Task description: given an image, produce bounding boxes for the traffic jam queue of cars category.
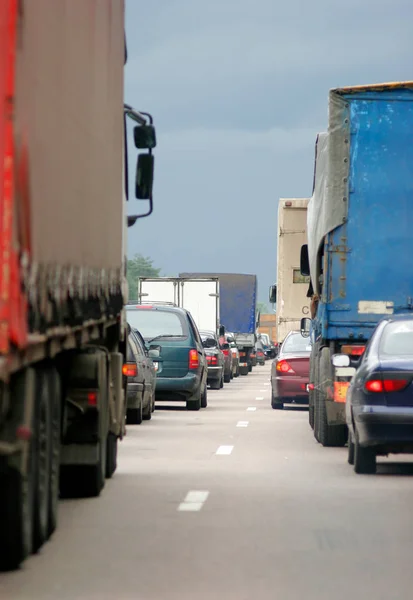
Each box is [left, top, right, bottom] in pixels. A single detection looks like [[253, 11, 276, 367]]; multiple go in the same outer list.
[[123, 303, 257, 418]]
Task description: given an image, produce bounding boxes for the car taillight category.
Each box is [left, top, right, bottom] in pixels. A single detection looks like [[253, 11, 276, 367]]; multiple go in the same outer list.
[[342, 345, 365, 356], [276, 360, 295, 374], [222, 349, 229, 356], [189, 349, 199, 369], [365, 379, 409, 393], [239, 351, 246, 357], [87, 391, 98, 406], [207, 355, 218, 365], [122, 363, 137, 377]]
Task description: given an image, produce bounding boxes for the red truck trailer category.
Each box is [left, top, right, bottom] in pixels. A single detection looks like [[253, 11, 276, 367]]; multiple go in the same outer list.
[[0, 0, 155, 570]]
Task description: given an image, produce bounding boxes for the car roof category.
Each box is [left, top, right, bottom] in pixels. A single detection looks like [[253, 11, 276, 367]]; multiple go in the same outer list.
[[381, 314, 413, 323], [125, 303, 189, 316]]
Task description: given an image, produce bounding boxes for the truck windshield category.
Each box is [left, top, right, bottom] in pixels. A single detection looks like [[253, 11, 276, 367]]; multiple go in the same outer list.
[[126, 309, 187, 341], [282, 333, 312, 353]]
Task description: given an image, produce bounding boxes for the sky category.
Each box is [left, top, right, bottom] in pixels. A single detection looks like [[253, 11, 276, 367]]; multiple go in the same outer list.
[[124, 0, 413, 306]]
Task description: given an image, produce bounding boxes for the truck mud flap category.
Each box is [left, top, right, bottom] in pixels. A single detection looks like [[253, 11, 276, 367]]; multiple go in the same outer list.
[[325, 400, 346, 426]]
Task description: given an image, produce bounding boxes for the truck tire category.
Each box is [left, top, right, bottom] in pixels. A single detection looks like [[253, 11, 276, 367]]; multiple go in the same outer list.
[[201, 384, 208, 408], [0, 369, 35, 571], [308, 351, 316, 430], [313, 347, 321, 442], [46, 368, 62, 538], [318, 347, 347, 447], [354, 434, 376, 474], [32, 369, 52, 553], [106, 432, 118, 478]]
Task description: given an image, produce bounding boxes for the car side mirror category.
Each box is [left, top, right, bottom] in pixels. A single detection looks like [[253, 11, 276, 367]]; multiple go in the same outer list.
[[300, 317, 311, 338], [134, 124, 157, 149], [219, 325, 225, 337], [220, 343, 230, 350], [148, 348, 160, 359], [331, 354, 350, 368], [126, 322, 131, 335], [135, 153, 154, 200], [300, 245, 310, 277], [269, 284, 277, 304]]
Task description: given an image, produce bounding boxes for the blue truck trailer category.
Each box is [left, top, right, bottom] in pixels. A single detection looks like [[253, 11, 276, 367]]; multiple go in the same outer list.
[[300, 81, 413, 447], [180, 273, 258, 375]]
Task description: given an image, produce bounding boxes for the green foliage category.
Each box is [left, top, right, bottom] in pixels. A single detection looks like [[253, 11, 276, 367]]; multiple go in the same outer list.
[[127, 254, 161, 301], [257, 301, 269, 314]]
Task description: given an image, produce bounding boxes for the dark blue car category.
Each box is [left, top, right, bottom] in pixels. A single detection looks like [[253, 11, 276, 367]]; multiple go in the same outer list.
[[341, 315, 413, 474]]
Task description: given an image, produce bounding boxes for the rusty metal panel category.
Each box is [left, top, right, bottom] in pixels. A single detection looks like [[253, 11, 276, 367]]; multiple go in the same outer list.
[[14, 0, 124, 269]]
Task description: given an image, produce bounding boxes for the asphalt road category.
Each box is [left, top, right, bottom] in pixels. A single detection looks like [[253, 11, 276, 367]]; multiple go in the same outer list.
[[2, 363, 413, 600]]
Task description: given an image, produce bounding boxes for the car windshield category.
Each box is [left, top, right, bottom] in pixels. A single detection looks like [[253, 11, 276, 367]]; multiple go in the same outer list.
[[379, 321, 413, 356], [126, 309, 186, 341], [282, 333, 312, 353]]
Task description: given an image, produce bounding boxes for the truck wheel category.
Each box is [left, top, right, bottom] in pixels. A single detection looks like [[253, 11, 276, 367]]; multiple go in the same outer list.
[[0, 369, 36, 571], [106, 432, 118, 478], [187, 389, 201, 411], [313, 349, 321, 442], [318, 347, 348, 447], [308, 353, 315, 430], [354, 435, 376, 474], [348, 431, 355, 465], [47, 368, 62, 537], [201, 384, 208, 408], [33, 369, 52, 553]]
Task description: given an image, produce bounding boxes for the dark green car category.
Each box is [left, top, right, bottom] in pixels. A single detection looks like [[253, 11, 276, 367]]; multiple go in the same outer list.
[[125, 304, 208, 411]]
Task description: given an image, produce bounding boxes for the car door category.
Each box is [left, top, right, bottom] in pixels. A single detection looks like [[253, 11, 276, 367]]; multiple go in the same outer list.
[[135, 328, 156, 395], [130, 329, 150, 401]]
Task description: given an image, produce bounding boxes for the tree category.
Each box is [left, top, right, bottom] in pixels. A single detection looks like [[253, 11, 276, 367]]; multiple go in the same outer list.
[[257, 302, 269, 314], [127, 254, 161, 301]]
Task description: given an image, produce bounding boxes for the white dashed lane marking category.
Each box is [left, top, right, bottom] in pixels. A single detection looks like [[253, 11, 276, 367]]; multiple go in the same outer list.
[[255, 397, 264, 401], [178, 490, 210, 512], [216, 445, 234, 455], [236, 421, 249, 428], [247, 407, 257, 412]]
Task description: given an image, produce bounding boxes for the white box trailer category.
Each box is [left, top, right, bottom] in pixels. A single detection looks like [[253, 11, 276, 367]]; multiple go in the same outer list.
[[276, 198, 310, 343], [138, 277, 220, 334]]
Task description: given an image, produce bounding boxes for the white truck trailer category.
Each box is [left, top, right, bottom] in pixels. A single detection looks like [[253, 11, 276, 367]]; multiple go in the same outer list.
[[137, 277, 220, 335]]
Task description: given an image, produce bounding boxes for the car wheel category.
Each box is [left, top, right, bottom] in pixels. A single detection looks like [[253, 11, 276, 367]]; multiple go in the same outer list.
[[210, 379, 220, 390], [127, 400, 143, 425], [151, 392, 155, 412], [248, 363, 252, 372], [271, 389, 284, 410], [354, 435, 376, 474], [348, 431, 355, 465], [187, 389, 201, 411], [224, 372, 231, 383], [220, 374, 224, 388], [234, 367, 240, 378], [201, 385, 208, 408]]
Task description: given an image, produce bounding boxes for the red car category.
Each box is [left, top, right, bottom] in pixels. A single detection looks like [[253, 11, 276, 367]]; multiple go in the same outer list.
[[270, 331, 312, 409]]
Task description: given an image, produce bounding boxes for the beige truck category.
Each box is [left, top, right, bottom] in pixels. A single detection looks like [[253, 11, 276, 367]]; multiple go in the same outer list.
[[269, 198, 310, 343]]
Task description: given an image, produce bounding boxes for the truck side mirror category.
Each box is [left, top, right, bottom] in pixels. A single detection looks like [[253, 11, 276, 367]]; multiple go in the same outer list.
[[219, 325, 225, 336], [269, 285, 277, 303], [135, 154, 154, 200], [134, 124, 157, 150], [300, 317, 311, 338], [300, 245, 310, 277]]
